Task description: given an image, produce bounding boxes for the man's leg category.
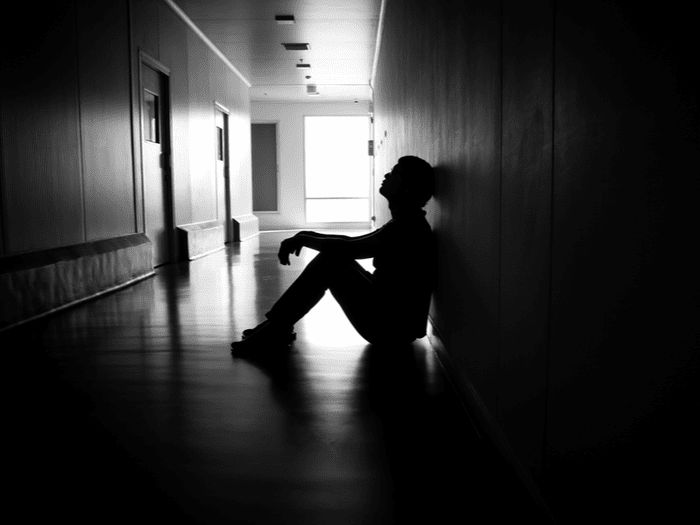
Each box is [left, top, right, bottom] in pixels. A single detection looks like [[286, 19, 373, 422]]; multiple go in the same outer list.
[[266, 252, 373, 327], [232, 252, 376, 353], [268, 252, 403, 345]]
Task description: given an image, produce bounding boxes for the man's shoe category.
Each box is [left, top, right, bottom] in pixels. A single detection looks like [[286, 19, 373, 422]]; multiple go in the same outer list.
[[242, 321, 296, 343], [231, 320, 295, 356]]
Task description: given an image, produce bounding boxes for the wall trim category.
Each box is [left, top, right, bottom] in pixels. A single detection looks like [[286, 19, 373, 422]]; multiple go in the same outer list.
[[426, 318, 554, 521], [0, 271, 154, 333], [161, 0, 251, 87], [0, 233, 154, 332]]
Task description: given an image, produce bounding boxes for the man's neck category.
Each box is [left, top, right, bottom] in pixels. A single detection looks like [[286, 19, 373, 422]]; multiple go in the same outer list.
[[389, 203, 424, 220]]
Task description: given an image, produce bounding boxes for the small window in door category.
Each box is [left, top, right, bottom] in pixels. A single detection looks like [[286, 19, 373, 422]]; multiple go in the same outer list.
[[216, 126, 224, 160], [144, 90, 159, 143]]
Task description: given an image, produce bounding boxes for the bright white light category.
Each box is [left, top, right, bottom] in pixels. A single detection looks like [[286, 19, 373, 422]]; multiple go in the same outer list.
[[306, 198, 369, 223], [304, 116, 370, 223]]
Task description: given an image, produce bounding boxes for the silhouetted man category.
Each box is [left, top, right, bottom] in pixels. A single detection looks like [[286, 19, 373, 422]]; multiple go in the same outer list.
[[231, 155, 435, 355]]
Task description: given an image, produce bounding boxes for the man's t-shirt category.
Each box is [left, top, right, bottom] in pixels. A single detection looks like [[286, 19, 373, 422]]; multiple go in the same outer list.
[[371, 210, 435, 339]]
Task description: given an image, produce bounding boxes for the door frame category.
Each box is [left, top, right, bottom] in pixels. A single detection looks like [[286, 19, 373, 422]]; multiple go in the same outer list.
[[214, 101, 233, 243], [137, 49, 175, 264]]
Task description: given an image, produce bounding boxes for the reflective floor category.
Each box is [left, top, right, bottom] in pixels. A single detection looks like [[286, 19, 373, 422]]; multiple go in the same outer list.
[[2, 232, 547, 524]]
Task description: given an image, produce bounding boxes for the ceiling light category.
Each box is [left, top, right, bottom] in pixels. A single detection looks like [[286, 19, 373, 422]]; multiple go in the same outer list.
[[275, 15, 295, 24], [296, 63, 311, 68], [282, 43, 310, 51]]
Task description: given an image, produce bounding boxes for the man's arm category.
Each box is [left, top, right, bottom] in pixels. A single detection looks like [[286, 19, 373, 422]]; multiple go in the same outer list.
[[278, 229, 385, 265]]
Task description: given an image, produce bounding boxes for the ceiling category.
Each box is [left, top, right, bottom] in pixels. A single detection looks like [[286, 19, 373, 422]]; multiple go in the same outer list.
[[174, 0, 382, 102]]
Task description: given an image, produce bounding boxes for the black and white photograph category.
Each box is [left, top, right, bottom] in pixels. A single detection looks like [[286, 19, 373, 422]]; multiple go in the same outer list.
[[1, 1, 697, 523]]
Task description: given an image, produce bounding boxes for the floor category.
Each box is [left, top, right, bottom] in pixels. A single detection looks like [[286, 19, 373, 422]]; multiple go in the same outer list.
[[3, 231, 549, 524]]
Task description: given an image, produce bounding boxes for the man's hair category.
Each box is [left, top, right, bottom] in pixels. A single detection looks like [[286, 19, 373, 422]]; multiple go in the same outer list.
[[396, 155, 435, 207]]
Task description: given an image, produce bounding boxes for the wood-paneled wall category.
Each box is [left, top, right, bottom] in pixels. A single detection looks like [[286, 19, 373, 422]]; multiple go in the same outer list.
[[0, 0, 252, 259], [78, 0, 135, 241], [373, 0, 698, 521], [1, 3, 85, 254]]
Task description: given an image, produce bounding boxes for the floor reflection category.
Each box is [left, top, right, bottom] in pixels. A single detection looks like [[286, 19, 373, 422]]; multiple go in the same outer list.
[[1, 231, 547, 524]]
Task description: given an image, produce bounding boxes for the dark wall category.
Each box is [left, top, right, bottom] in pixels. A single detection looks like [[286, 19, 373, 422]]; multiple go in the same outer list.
[[0, 0, 252, 258], [547, 2, 698, 520], [1, 3, 87, 254], [373, 0, 698, 521]]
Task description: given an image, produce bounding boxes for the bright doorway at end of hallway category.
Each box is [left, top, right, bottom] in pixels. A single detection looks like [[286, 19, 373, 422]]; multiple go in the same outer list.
[[304, 116, 370, 224]]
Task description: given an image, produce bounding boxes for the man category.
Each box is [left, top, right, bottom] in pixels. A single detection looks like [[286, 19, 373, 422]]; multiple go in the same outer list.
[[231, 155, 436, 355]]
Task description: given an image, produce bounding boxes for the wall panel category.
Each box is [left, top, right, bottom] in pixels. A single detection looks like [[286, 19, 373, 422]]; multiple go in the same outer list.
[[187, 34, 217, 224], [498, 0, 553, 479], [546, 1, 699, 520], [0, 4, 84, 254], [77, 0, 135, 241], [227, 97, 254, 221]]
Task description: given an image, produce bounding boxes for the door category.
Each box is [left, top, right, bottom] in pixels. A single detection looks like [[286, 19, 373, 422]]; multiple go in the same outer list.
[[141, 62, 172, 266], [251, 123, 278, 212], [215, 106, 232, 242]]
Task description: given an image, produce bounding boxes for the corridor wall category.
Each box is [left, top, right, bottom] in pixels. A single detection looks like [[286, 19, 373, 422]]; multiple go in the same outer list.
[[0, 0, 255, 328], [372, 0, 698, 521]]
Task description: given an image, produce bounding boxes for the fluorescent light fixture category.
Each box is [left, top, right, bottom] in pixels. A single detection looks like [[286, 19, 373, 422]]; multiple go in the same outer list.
[[282, 42, 310, 51], [275, 14, 295, 24]]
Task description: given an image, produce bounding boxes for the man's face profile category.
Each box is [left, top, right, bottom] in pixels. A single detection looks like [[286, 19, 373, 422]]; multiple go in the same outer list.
[[379, 165, 403, 200]]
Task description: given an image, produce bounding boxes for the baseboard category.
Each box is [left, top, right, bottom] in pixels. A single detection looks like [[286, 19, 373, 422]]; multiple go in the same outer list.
[[426, 319, 554, 521], [189, 245, 225, 260], [0, 271, 155, 333], [0, 233, 153, 331]]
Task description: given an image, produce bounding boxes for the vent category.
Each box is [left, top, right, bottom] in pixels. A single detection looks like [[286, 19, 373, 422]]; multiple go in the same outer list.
[[282, 42, 310, 51], [275, 14, 295, 24], [306, 84, 318, 95], [296, 63, 311, 68]]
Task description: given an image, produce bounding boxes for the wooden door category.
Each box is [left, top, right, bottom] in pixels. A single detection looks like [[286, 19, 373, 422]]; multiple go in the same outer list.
[[141, 63, 172, 266]]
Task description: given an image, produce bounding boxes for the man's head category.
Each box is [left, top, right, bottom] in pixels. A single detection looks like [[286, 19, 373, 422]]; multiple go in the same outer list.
[[379, 156, 435, 208]]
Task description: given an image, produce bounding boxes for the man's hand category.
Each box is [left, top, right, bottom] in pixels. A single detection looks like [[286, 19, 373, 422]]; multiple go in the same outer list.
[[278, 235, 303, 265]]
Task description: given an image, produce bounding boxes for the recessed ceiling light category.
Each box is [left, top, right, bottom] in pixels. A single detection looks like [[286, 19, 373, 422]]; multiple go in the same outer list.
[[275, 15, 295, 24], [282, 43, 309, 51], [296, 63, 311, 68]]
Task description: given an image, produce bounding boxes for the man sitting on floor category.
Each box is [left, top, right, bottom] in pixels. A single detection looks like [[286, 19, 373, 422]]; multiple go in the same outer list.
[[231, 155, 436, 354]]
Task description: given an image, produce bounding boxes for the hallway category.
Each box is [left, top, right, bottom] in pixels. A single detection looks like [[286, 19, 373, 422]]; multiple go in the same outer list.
[[3, 232, 547, 524]]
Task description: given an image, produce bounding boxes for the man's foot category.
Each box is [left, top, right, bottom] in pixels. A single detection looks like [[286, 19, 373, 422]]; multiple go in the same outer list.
[[231, 320, 295, 356], [242, 321, 296, 343]]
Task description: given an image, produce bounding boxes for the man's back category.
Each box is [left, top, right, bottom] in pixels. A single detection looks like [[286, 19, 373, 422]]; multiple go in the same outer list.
[[372, 211, 435, 338]]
